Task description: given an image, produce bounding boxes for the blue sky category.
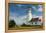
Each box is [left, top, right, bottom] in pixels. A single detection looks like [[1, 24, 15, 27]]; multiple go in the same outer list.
[[9, 4, 42, 16], [9, 3, 43, 25]]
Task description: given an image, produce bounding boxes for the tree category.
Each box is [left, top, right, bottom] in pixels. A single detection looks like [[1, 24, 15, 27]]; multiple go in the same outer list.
[[8, 20, 16, 28], [21, 23, 26, 26]]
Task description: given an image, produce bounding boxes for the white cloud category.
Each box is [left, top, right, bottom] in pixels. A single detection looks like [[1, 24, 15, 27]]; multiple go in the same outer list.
[[15, 15, 27, 25], [9, 13, 28, 25], [32, 6, 36, 10], [32, 14, 42, 18], [32, 15, 39, 18], [38, 5, 43, 12], [32, 5, 43, 12]]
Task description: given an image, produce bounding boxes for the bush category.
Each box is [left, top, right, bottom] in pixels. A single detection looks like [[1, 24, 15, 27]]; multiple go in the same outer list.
[[21, 23, 31, 27], [21, 23, 26, 26], [8, 20, 16, 28]]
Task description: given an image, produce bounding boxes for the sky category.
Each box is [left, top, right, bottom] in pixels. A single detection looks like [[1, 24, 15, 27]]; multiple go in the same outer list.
[[9, 3, 43, 25]]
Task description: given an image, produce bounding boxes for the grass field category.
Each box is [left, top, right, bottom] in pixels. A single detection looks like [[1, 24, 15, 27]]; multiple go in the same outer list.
[[8, 25, 44, 30]]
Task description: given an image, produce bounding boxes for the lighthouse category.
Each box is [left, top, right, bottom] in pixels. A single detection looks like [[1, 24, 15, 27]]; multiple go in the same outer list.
[[27, 8, 32, 21]]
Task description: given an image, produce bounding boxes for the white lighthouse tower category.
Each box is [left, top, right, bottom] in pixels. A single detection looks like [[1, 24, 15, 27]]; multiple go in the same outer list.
[[27, 8, 32, 21]]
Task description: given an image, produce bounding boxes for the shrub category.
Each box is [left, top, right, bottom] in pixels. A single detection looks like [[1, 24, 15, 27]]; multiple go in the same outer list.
[[8, 20, 16, 28]]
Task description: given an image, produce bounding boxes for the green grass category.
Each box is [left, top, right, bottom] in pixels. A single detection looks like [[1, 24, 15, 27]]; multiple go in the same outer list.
[[8, 25, 43, 30]]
